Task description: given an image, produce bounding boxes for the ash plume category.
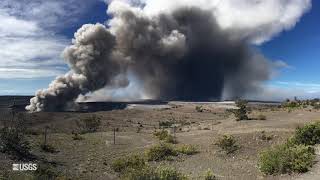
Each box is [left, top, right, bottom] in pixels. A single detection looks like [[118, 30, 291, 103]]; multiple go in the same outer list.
[[28, 1, 275, 111], [26, 24, 127, 111]]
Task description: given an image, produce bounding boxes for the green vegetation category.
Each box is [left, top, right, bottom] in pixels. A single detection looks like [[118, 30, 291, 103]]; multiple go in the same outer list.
[[175, 144, 198, 155], [0, 113, 34, 160], [76, 115, 101, 134], [144, 143, 198, 161], [216, 135, 239, 154], [260, 131, 273, 141], [164, 134, 177, 144], [313, 103, 320, 110], [203, 169, 217, 180], [111, 154, 188, 179], [259, 143, 315, 174], [33, 164, 60, 180], [111, 154, 146, 173], [257, 114, 267, 120], [25, 129, 41, 136], [282, 100, 300, 109], [121, 166, 155, 180], [122, 165, 188, 180], [233, 100, 248, 121], [145, 144, 178, 161], [281, 98, 320, 110], [153, 130, 177, 144], [293, 122, 320, 145], [72, 132, 84, 140], [0, 127, 32, 160], [159, 121, 174, 128], [258, 122, 320, 175], [40, 144, 57, 153], [196, 106, 204, 112], [155, 166, 188, 180]]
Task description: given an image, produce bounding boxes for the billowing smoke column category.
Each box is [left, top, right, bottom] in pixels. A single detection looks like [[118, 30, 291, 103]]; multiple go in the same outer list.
[[26, 0, 309, 112], [27, 24, 128, 111]]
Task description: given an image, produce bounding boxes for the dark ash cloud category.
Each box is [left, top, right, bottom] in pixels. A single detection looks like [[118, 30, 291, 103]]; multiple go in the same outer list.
[[27, 3, 271, 112]]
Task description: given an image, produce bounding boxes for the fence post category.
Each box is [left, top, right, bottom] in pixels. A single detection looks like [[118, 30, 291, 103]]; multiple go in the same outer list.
[[44, 126, 49, 145], [212, 119, 214, 131], [113, 128, 116, 145]]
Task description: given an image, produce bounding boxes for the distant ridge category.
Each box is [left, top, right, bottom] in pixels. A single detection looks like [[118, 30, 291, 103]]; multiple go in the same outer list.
[[0, 96, 32, 107], [0, 95, 282, 112]]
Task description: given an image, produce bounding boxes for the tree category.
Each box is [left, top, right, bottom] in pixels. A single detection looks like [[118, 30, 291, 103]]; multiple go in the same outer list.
[[234, 99, 248, 121]]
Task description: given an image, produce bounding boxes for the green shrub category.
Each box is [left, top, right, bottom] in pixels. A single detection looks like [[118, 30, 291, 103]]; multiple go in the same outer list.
[[0, 112, 34, 160], [196, 106, 204, 112], [203, 169, 217, 180], [282, 101, 300, 108], [153, 130, 177, 144], [164, 135, 178, 144], [33, 164, 60, 180], [76, 115, 101, 134], [260, 131, 273, 141], [258, 122, 320, 175], [233, 100, 248, 121], [259, 143, 315, 174], [111, 154, 146, 173], [153, 130, 170, 141], [155, 166, 188, 180], [0, 127, 33, 160], [175, 144, 198, 155], [259, 144, 286, 175], [111, 151, 189, 179], [159, 121, 174, 128], [122, 166, 187, 180], [72, 132, 84, 141], [293, 122, 320, 145], [216, 135, 239, 154], [145, 144, 178, 161], [122, 166, 156, 180], [25, 129, 41, 136], [313, 104, 320, 110], [257, 114, 267, 120], [40, 144, 57, 153]]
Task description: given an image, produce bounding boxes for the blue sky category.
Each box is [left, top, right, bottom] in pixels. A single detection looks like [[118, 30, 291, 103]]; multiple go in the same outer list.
[[0, 0, 108, 95], [258, 0, 320, 98], [261, 0, 320, 84], [0, 0, 319, 100]]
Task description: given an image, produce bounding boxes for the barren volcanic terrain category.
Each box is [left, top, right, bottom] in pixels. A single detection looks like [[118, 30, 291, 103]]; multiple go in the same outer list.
[[1, 100, 320, 179]]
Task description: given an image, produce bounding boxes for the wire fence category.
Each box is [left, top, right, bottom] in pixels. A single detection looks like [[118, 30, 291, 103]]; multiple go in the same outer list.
[[0, 108, 32, 129], [0, 108, 13, 127]]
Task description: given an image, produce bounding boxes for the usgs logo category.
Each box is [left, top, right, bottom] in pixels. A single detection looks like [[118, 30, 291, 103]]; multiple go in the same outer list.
[[12, 163, 37, 171]]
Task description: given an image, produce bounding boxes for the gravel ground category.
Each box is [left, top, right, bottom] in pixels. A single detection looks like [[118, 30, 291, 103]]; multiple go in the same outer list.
[[1, 102, 320, 179]]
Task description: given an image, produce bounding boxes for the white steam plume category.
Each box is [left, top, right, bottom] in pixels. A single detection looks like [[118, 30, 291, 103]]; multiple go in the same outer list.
[[26, 24, 127, 112], [114, 0, 311, 44]]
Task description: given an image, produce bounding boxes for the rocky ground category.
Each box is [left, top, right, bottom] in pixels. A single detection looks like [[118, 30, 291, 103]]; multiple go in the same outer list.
[[1, 102, 320, 179]]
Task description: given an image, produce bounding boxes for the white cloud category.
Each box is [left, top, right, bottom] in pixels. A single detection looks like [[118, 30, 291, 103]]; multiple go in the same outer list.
[[276, 81, 320, 89], [0, 0, 100, 29], [248, 82, 320, 101], [112, 0, 311, 44], [0, 0, 102, 79], [0, 68, 65, 79], [0, 11, 40, 37], [0, 12, 67, 78], [213, 0, 312, 44], [0, 37, 67, 67], [272, 60, 294, 70]]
